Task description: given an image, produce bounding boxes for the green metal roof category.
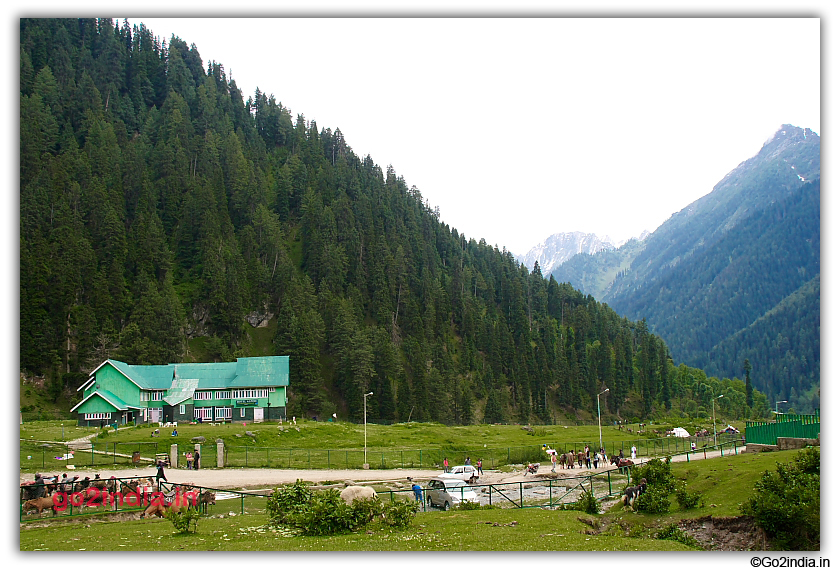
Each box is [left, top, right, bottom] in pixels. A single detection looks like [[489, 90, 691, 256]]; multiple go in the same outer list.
[[98, 356, 289, 391], [71, 388, 135, 412]]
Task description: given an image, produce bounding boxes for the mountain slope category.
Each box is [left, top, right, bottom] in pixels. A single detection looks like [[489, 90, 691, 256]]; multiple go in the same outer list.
[[22, 18, 718, 425], [551, 126, 820, 407]]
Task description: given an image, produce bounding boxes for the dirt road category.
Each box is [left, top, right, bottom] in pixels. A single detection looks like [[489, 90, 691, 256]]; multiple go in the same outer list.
[[21, 446, 744, 490]]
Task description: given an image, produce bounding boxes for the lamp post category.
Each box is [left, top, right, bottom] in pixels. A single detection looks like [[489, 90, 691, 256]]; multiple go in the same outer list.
[[597, 388, 609, 455], [363, 391, 373, 468], [774, 400, 788, 421], [712, 394, 724, 447]]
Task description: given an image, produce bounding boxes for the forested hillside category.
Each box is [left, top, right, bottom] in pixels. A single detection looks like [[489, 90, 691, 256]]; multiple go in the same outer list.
[[19, 18, 766, 424], [552, 127, 819, 413]]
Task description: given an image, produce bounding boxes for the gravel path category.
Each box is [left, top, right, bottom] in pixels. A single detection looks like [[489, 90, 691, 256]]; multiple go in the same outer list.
[[20, 446, 745, 490]]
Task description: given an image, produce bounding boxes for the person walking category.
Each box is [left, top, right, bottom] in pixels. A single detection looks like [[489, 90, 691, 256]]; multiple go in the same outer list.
[[465, 456, 471, 466], [155, 461, 168, 488], [186, 451, 193, 470], [443, 457, 449, 473], [631, 445, 637, 460], [476, 458, 483, 475], [194, 450, 200, 470], [592, 452, 599, 469], [550, 451, 557, 473]]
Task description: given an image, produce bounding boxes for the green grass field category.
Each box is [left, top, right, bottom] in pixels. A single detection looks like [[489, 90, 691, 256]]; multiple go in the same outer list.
[[19, 446, 812, 551]]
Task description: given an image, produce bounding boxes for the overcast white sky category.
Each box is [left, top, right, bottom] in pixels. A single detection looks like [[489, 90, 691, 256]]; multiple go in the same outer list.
[[130, 17, 819, 255]]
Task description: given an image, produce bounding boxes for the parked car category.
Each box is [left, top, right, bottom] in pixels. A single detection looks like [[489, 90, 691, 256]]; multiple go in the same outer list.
[[425, 477, 478, 510], [439, 464, 480, 483]]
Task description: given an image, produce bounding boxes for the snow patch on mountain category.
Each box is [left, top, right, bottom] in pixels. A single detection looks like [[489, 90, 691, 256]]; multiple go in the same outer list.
[[517, 232, 617, 275]]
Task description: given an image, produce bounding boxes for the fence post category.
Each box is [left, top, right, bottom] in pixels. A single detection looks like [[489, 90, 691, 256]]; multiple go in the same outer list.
[[328, 450, 331, 469], [308, 450, 311, 469], [520, 481, 523, 508], [608, 470, 611, 495], [246, 446, 248, 467], [420, 450, 422, 468]]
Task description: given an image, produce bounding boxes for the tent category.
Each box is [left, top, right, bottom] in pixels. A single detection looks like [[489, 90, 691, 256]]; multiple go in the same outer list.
[[671, 427, 690, 438]]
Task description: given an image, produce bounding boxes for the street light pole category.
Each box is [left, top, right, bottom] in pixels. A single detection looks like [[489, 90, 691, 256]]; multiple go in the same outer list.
[[712, 394, 723, 447], [364, 391, 373, 467], [597, 388, 609, 455]]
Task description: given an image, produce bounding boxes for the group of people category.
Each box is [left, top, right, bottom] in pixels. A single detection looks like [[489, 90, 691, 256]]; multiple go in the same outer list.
[[441, 456, 483, 474], [184, 450, 200, 470], [547, 445, 611, 472]]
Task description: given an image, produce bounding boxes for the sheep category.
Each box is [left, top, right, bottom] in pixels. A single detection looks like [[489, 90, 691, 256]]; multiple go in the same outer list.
[[339, 485, 377, 505]]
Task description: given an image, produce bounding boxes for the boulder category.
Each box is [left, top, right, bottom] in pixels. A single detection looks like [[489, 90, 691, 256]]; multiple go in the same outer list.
[[191, 436, 206, 443]]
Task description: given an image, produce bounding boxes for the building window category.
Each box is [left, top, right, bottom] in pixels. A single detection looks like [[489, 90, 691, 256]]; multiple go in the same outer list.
[[215, 407, 232, 420], [141, 391, 165, 402], [194, 407, 213, 420], [232, 389, 268, 399], [194, 391, 212, 401], [240, 408, 246, 418], [179, 404, 186, 415], [84, 413, 112, 420], [215, 391, 231, 400]]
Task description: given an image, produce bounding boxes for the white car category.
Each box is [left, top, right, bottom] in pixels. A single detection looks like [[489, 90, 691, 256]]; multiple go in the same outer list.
[[439, 464, 480, 483], [425, 477, 478, 510]]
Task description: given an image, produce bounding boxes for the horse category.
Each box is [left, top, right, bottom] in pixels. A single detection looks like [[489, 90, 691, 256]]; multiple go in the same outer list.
[[22, 495, 57, 517], [621, 478, 647, 508], [610, 455, 634, 474], [566, 451, 576, 469], [558, 452, 567, 469]]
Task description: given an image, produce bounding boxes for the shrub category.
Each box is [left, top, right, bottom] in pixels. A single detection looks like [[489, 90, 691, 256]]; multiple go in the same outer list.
[[382, 498, 420, 528], [634, 484, 670, 514], [266, 481, 418, 536], [675, 482, 704, 510], [741, 448, 820, 550], [655, 523, 700, 548], [165, 507, 202, 534], [631, 457, 676, 493], [453, 500, 496, 511], [574, 490, 600, 515]]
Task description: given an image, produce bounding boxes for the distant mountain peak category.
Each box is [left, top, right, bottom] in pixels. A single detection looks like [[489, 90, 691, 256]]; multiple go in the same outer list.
[[518, 231, 617, 274]]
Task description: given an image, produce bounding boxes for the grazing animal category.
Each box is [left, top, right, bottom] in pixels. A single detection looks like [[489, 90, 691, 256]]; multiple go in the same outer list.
[[23, 495, 57, 516], [621, 478, 648, 507], [558, 452, 567, 469], [340, 485, 377, 505], [73, 477, 91, 493]]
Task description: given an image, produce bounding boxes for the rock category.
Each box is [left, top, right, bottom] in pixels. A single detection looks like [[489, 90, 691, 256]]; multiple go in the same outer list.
[[344, 480, 356, 486], [216, 438, 224, 443], [234, 433, 243, 438], [191, 436, 206, 443], [245, 431, 256, 437]]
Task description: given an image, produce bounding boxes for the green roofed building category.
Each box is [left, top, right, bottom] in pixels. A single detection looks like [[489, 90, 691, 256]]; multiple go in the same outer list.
[[71, 356, 289, 426]]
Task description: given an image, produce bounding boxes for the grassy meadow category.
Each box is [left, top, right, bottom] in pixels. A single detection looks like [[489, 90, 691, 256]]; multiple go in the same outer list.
[[20, 418, 743, 473], [19, 446, 809, 551]]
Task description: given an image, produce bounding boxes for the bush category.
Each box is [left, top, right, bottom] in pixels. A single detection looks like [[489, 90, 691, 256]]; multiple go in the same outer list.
[[266, 481, 418, 536], [574, 490, 600, 515], [741, 448, 820, 550], [165, 507, 202, 534], [675, 482, 704, 510], [634, 484, 670, 514], [631, 457, 676, 493], [454, 500, 496, 511], [655, 523, 700, 548], [382, 498, 420, 528]]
